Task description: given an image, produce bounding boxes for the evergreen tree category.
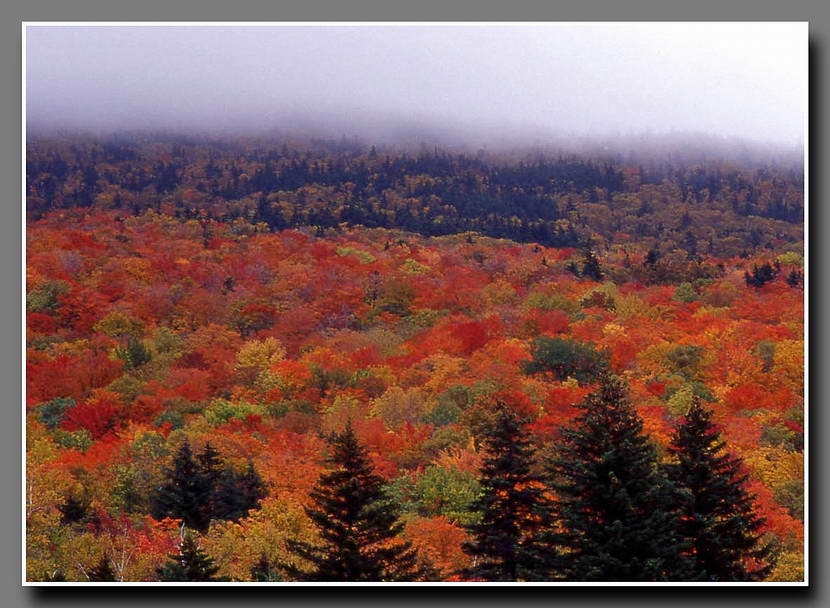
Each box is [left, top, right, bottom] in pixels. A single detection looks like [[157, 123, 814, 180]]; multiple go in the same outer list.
[[88, 556, 116, 581], [523, 336, 609, 384], [197, 442, 223, 492], [117, 336, 151, 369], [644, 246, 661, 266], [153, 442, 267, 529], [285, 424, 420, 581], [212, 460, 267, 521], [786, 268, 803, 288], [667, 397, 777, 581], [565, 260, 581, 278], [156, 532, 225, 582], [58, 491, 90, 526], [744, 262, 778, 288], [580, 246, 603, 281], [151, 441, 214, 532], [462, 407, 554, 581], [547, 374, 692, 581]]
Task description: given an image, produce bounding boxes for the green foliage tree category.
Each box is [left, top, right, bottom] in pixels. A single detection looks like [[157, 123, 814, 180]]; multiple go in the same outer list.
[[152, 441, 267, 531], [667, 397, 777, 581], [774, 481, 804, 521], [666, 344, 705, 381], [673, 282, 698, 303], [26, 280, 68, 313], [522, 337, 609, 384], [212, 460, 267, 522], [197, 442, 223, 489], [754, 341, 776, 373], [385, 465, 481, 526], [744, 263, 778, 288], [547, 374, 692, 581], [285, 424, 421, 581], [34, 397, 74, 430], [156, 532, 226, 582], [462, 407, 554, 581], [580, 246, 604, 281], [116, 336, 152, 369], [151, 441, 215, 532]]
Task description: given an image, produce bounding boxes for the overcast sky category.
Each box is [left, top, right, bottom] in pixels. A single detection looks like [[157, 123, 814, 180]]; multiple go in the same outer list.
[[25, 23, 807, 147]]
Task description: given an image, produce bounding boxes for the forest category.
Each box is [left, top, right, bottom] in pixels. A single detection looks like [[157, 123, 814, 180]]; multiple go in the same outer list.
[[26, 134, 803, 256], [25, 135, 804, 582]]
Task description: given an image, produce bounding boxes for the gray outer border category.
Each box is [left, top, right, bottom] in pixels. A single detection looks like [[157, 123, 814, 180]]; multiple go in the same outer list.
[[3, 0, 825, 606]]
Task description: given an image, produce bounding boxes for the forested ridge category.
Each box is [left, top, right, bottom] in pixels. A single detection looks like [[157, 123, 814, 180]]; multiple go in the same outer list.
[[25, 135, 804, 582], [27, 135, 803, 256]]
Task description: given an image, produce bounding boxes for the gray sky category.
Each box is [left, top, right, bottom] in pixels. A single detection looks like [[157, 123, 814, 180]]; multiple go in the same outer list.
[[25, 23, 807, 146]]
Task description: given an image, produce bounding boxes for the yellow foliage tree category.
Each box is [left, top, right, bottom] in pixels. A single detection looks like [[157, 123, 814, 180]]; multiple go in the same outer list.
[[370, 386, 434, 431]]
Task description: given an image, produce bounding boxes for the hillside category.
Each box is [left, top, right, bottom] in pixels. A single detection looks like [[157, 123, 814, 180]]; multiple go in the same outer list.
[[26, 209, 804, 581], [26, 136, 803, 258]]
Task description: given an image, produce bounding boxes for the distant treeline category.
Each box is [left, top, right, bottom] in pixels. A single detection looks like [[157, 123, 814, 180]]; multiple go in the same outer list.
[[26, 134, 804, 255]]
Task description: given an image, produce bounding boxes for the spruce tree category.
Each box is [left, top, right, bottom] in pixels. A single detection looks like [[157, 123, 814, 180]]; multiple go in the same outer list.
[[285, 424, 420, 581], [153, 441, 267, 530], [547, 374, 691, 581], [151, 441, 214, 532], [462, 407, 554, 581], [156, 532, 225, 582], [667, 397, 777, 581], [212, 460, 267, 521], [197, 442, 223, 489]]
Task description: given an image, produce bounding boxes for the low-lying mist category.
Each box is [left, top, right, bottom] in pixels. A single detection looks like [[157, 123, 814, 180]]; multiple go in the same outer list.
[[26, 113, 803, 170], [26, 23, 806, 167]]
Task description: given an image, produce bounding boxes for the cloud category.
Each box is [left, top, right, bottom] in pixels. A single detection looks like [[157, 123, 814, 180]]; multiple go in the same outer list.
[[25, 23, 807, 147]]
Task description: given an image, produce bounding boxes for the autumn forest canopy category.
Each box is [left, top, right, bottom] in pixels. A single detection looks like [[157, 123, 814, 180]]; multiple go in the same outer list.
[[27, 133, 803, 255], [25, 132, 804, 582]]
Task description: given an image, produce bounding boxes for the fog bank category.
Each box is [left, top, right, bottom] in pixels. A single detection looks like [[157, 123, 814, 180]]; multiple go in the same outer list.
[[26, 24, 807, 150]]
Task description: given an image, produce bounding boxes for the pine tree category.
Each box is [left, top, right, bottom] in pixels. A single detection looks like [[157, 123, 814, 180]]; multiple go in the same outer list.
[[151, 441, 214, 532], [88, 556, 116, 581], [667, 397, 777, 581], [285, 424, 420, 581], [462, 407, 555, 581], [156, 532, 225, 582], [547, 374, 692, 581]]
